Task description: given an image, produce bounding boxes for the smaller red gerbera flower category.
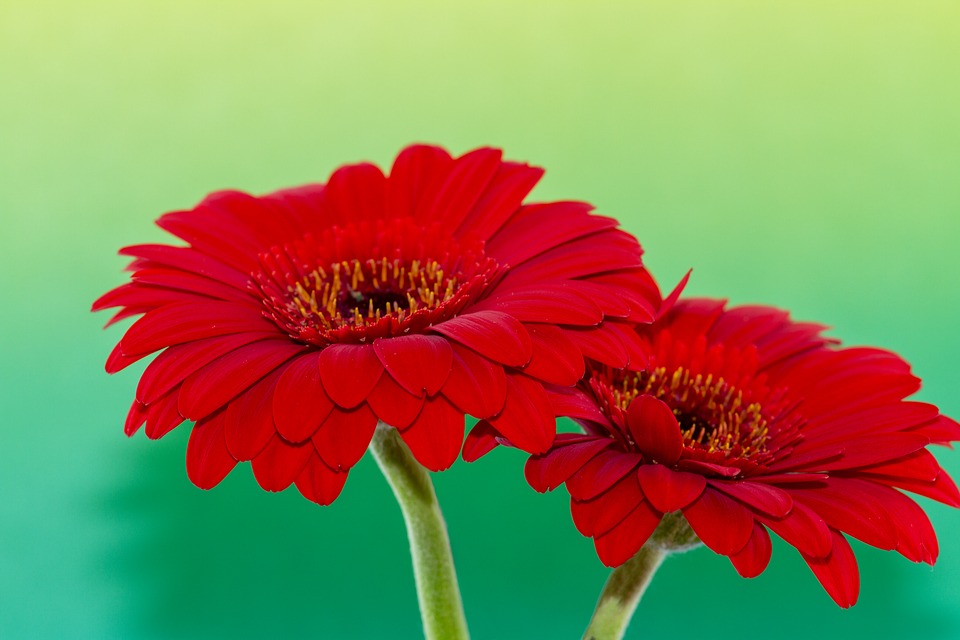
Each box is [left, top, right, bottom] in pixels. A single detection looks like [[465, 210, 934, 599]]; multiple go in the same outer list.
[[95, 144, 659, 507], [527, 297, 960, 606]]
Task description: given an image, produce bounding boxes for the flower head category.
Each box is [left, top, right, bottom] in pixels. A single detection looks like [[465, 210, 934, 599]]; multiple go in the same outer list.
[[95, 145, 657, 505], [526, 297, 960, 606]]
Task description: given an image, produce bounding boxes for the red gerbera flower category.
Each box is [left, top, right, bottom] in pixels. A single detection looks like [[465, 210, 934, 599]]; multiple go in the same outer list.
[[95, 144, 657, 506], [526, 297, 960, 606]]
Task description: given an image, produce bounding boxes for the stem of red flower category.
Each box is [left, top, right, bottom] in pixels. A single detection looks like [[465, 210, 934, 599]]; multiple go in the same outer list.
[[369, 423, 470, 640], [583, 515, 700, 640], [582, 544, 666, 640]]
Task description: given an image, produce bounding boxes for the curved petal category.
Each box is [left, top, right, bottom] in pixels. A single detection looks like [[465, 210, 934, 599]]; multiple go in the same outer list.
[[374, 334, 453, 396], [179, 340, 305, 420], [186, 411, 237, 490], [312, 404, 379, 471], [728, 522, 773, 578], [525, 437, 611, 493], [571, 472, 645, 538], [250, 435, 313, 492], [636, 465, 706, 513], [487, 374, 556, 454], [594, 500, 663, 567], [318, 343, 384, 409], [520, 324, 585, 386], [367, 373, 425, 430], [295, 453, 349, 506], [802, 530, 860, 608], [627, 395, 683, 466], [441, 344, 507, 418], [224, 372, 281, 461], [683, 488, 755, 556], [430, 310, 532, 368], [566, 450, 641, 501], [399, 396, 465, 472], [121, 301, 273, 356], [273, 352, 334, 443]]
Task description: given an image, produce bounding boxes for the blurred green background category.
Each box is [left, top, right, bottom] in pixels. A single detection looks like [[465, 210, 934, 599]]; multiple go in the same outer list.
[[2, 1, 958, 638]]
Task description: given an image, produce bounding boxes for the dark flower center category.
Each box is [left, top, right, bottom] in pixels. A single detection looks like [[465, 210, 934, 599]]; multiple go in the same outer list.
[[252, 225, 501, 346], [288, 257, 460, 329], [601, 366, 771, 459]]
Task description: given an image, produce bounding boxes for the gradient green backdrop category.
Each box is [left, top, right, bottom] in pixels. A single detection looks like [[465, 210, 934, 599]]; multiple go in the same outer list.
[[2, 2, 958, 638]]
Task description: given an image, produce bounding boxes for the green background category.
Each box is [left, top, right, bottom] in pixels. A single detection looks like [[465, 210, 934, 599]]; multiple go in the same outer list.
[[2, 1, 958, 638]]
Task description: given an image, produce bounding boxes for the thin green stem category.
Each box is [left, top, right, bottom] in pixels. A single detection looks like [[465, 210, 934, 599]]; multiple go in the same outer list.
[[369, 423, 469, 640], [582, 545, 666, 640]]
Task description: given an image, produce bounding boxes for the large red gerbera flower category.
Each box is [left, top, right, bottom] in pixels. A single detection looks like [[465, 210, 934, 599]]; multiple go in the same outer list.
[[526, 298, 960, 606], [95, 144, 658, 506]]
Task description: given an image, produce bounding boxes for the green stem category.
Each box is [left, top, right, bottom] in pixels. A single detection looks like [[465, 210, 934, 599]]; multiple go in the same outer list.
[[369, 423, 470, 640], [582, 545, 666, 640]]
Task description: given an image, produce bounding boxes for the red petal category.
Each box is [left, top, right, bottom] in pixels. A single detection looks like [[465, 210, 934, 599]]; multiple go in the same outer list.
[[683, 488, 755, 556], [431, 310, 532, 368], [487, 374, 556, 454], [759, 501, 833, 559], [145, 389, 186, 440], [374, 334, 453, 396], [224, 372, 280, 461], [571, 472, 645, 537], [461, 421, 500, 462], [788, 480, 898, 553], [525, 437, 611, 492], [295, 453, 349, 506], [456, 162, 544, 239], [250, 435, 313, 492], [657, 271, 691, 319], [324, 162, 386, 223], [388, 145, 454, 220], [106, 340, 149, 374], [318, 343, 384, 409], [675, 459, 742, 477], [120, 301, 273, 357], [636, 465, 706, 513], [367, 373, 425, 429], [472, 284, 604, 325], [186, 411, 237, 490], [179, 340, 305, 420], [594, 500, 663, 567], [802, 530, 860, 608], [729, 523, 773, 578], [423, 147, 502, 233], [564, 325, 629, 369], [485, 201, 616, 267], [796, 477, 938, 564], [566, 450, 641, 501], [399, 396, 465, 472], [312, 404, 379, 471], [137, 332, 273, 404], [273, 352, 334, 443], [124, 399, 148, 436], [441, 344, 507, 418], [545, 387, 612, 427], [866, 469, 960, 508], [709, 480, 793, 518], [520, 324, 585, 386], [627, 395, 683, 465], [118, 244, 251, 290]]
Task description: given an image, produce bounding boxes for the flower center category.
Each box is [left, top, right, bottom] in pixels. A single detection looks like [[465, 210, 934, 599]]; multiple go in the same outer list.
[[252, 226, 501, 346], [605, 366, 770, 459], [291, 257, 458, 327]]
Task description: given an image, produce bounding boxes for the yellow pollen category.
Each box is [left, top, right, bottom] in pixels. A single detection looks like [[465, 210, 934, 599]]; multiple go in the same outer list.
[[617, 366, 770, 458], [285, 257, 459, 331]]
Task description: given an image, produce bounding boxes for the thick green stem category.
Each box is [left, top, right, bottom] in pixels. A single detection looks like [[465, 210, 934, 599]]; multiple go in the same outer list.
[[582, 545, 666, 640], [369, 423, 469, 640]]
